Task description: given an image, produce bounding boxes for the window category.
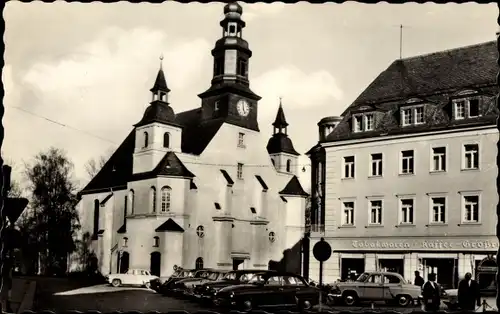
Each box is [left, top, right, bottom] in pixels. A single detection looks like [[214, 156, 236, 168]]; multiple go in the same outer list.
[[455, 100, 466, 119], [368, 274, 383, 283], [469, 99, 479, 117], [432, 147, 446, 172], [342, 202, 355, 226], [352, 114, 374, 132], [369, 200, 382, 225], [353, 115, 363, 132], [124, 195, 128, 219], [343, 156, 355, 178], [143, 132, 149, 148], [161, 186, 171, 212], [153, 236, 159, 247], [401, 106, 425, 126], [129, 190, 135, 214], [214, 101, 220, 111], [268, 231, 275, 243], [214, 57, 224, 76], [237, 59, 248, 76], [370, 153, 383, 177], [266, 276, 283, 286], [163, 132, 170, 148], [431, 197, 446, 224], [286, 160, 291, 173], [401, 150, 414, 174], [93, 199, 100, 237], [123, 237, 128, 247], [462, 195, 480, 223], [384, 275, 401, 284], [238, 132, 245, 148], [364, 114, 374, 131], [195, 257, 204, 270], [463, 144, 479, 169], [237, 163, 244, 180], [229, 24, 236, 35], [400, 199, 414, 224], [196, 225, 205, 238], [151, 187, 157, 213], [454, 98, 480, 119]]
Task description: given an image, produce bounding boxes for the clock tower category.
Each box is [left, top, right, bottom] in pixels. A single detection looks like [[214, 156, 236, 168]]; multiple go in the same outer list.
[[198, 2, 261, 132]]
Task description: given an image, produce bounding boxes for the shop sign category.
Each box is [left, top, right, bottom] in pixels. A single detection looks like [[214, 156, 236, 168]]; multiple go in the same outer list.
[[351, 239, 498, 250]]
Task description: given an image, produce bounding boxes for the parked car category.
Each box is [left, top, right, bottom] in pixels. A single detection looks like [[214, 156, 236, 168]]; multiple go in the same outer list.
[[168, 269, 217, 296], [105, 269, 158, 288], [159, 269, 196, 295], [150, 269, 185, 292], [213, 271, 321, 312], [329, 271, 421, 307], [193, 269, 277, 302], [178, 269, 228, 298]]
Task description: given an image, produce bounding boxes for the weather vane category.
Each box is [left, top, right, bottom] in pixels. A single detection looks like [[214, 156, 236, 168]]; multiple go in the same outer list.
[[159, 53, 164, 68]]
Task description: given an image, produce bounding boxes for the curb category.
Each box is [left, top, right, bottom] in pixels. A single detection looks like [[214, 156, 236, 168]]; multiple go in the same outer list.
[[17, 281, 36, 314]]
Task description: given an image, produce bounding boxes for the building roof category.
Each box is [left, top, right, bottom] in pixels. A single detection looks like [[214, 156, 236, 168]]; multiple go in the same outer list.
[[130, 151, 195, 182], [324, 41, 498, 143], [272, 101, 288, 128], [134, 101, 178, 128], [279, 175, 309, 197], [155, 218, 185, 233], [150, 68, 170, 93], [100, 193, 113, 206], [267, 133, 300, 156]]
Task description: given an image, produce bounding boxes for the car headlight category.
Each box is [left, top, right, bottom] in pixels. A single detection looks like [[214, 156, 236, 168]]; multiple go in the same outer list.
[[229, 291, 235, 298]]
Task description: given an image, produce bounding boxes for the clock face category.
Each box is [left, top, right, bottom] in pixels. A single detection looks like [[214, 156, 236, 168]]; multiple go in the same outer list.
[[236, 99, 250, 117]]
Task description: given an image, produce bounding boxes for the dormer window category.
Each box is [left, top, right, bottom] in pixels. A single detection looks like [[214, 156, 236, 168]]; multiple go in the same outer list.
[[352, 113, 374, 132], [454, 98, 480, 120], [401, 105, 424, 127]]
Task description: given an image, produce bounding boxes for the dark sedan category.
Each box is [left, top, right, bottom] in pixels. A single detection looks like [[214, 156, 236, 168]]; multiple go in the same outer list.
[[193, 269, 277, 303], [159, 269, 196, 295], [150, 269, 188, 292], [213, 271, 321, 312], [162, 269, 214, 296]]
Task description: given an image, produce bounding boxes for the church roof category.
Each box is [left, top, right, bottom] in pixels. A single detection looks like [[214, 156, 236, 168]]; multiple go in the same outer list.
[[100, 193, 113, 206], [272, 102, 288, 128], [279, 175, 309, 197], [266, 133, 300, 156], [134, 101, 178, 128], [130, 151, 195, 182], [150, 68, 170, 93], [155, 218, 185, 232]]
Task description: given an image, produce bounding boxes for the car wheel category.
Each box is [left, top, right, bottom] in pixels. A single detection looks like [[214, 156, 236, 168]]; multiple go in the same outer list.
[[342, 291, 359, 306], [111, 279, 121, 287], [241, 299, 253, 312], [298, 299, 312, 311], [397, 295, 412, 307]]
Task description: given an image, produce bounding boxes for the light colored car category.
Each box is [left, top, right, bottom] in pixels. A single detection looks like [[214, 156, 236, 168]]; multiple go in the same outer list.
[[329, 271, 421, 307], [106, 269, 159, 288]]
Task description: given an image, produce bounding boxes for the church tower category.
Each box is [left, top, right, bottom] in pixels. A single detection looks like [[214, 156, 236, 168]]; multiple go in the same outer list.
[[132, 58, 183, 174], [198, 2, 261, 132], [267, 99, 300, 175]]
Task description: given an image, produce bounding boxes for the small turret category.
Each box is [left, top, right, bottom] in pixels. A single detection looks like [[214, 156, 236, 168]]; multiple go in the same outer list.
[[318, 116, 343, 141]]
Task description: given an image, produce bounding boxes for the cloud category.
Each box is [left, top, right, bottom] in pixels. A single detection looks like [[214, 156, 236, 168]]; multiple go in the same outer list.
[[8, 26, 211, 184], [242, 3, 287, 21], [252, 65, 343, 119]]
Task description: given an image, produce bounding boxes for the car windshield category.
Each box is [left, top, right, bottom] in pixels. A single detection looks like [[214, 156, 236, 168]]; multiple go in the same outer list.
[[356, 273, 370, 282], [239, 273, 257, 282], [248, 274, 265, 284], [195, 271, 208, 278], [182, 271, 194, 277], [207, 272, 220, 280], [222, 272, 237, 280]]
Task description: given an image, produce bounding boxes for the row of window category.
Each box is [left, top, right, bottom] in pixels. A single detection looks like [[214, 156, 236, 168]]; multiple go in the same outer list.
[[142, 131, 171, 149], [123, 187, 172, 215], [214, 57, 248, 77], [352, 97, 481, 133], [341, 192, 481, 227], [342, 143, 479, 179]]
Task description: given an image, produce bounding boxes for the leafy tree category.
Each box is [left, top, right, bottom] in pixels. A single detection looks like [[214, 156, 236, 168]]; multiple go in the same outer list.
[[24, 147, 80, 275]]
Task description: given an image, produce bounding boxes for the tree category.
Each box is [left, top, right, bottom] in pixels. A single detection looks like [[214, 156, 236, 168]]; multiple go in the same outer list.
[[24, 147, 80, 275], [84, 149, 113, 180]]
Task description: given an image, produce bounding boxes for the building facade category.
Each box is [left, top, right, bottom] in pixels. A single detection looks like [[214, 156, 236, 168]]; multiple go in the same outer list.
[[307, 41, 499, 290], [72, 2, 309, 278]]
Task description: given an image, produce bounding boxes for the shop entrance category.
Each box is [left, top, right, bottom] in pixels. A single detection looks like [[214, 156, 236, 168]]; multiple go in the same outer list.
[[475, 257, 497, 293], [422, 258, 458, 289], [378, 259, 404, 276], [341, 258, 365, 281]]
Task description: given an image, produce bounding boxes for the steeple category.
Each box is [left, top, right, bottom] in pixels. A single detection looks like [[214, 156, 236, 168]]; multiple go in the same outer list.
[[267, 99, 299, 157], [273, 97, 289, 135], [150, 55, 170, 103]]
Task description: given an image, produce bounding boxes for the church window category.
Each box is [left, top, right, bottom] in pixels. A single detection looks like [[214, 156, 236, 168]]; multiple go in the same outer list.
[[195, 257, 204, 270], [129, 190, 135, 214], [268, 232, 276, 243], [237, 59, 248, 76], [214, 101, 220, 111], [153, 236, 160, 247], [214, 57, 224, 76], [237, 163, 244, 180], [123, 237, 128, 247], [143, 132, 149, 148], [196, 225, 205, 238], [151, 187, 157, 213], [238, 132, 245, 148], [161, 186, 171, 212], [124, 196, 128, 220], [93, 199, 100, 238], [286, 159, 291, 173], [229, 24, 236, 35], [163, 132, 170, 148]]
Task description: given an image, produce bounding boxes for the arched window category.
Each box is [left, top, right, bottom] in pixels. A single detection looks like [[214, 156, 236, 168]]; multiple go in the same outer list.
[[268, 231, 276, 243], [196, 225, 205, 238], [153, 236, 160, 247], [161, 186, 171, 212], [195, 257, 204, 270], [286, 159, 291, 172], [93, 199, 100, 237], [151, 187, 157, 213], [163, 132, 170, 148], [123, 237, 128, 247], [144, 132, 149, 148], [129, 189, 135, 214]]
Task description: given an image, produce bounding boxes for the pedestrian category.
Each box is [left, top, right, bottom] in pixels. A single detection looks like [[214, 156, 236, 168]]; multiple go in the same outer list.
[[458, 272, 481, 311], [414, 271, 425, 287], [422, 273, 441, 311]]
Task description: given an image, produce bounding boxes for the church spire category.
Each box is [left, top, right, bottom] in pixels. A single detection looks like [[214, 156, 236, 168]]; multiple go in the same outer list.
[[150, 54, 170, 103], [273, 97, 289, 134]]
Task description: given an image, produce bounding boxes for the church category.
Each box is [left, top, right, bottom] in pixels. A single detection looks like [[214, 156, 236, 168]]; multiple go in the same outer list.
[[74, 2, 309, 278]]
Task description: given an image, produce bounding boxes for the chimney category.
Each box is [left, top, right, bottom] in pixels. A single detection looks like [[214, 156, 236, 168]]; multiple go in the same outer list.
[[317, 116, 343, 141]]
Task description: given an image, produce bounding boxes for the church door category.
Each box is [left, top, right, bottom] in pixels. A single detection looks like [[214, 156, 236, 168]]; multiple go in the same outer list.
[[118, 251, 130, 274], [150, 252, 161, 277]]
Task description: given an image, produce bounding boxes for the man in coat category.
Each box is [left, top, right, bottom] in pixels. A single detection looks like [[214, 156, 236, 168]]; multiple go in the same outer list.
[[422, 273, 441, 311], [414, 271, 425, 287], [458, 272, 481, 311]]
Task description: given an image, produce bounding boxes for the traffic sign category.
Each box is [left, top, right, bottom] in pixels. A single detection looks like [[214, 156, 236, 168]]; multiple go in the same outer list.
[[313, 237, 332, 262]]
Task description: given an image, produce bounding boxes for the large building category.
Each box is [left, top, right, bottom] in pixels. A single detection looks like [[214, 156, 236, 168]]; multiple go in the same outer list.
[[73, 2, 309, 277], [307, 41, 499, 290]]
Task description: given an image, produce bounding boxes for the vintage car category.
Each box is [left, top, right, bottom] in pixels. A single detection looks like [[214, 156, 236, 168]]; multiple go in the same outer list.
[[176, 269, 228, 298], [163, 269, 214, 296], [213, 271, 321, 312], [150, 269, 186, 292], [329, 271, 421, 307], [193, 269, 277, 302], [105, 269, 158, 288], [159, 269, 197, 295]]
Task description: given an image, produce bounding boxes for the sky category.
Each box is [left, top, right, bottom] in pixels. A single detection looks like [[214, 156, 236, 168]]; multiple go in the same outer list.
[[2, 1, 498, 191]]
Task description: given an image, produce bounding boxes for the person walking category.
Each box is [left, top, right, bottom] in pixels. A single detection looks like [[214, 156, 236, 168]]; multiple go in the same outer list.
[[458, 272, 481, 311], [422, 273, 441, 311], [414, 271, 425, 287]]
